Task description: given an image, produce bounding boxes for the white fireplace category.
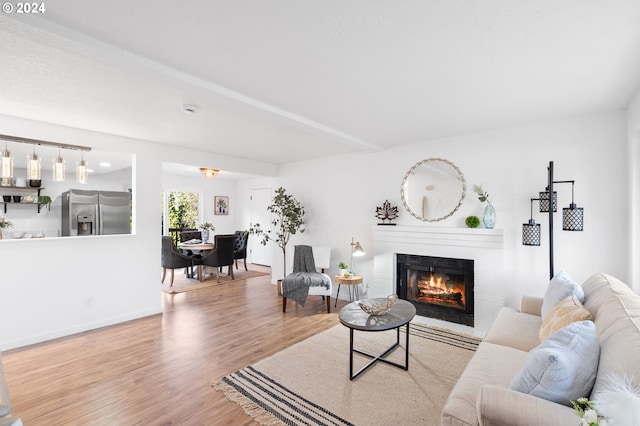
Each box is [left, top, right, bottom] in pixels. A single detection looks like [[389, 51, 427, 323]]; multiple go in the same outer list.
[[371, 225, 505, 335]]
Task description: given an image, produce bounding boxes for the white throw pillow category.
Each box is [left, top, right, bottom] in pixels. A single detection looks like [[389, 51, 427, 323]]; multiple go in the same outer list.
[[594, 373, 640, 426], [541, 270, 585, 320], [510, 320, 600, 406]]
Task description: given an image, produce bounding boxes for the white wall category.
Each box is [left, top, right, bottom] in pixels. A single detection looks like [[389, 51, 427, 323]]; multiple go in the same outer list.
[[0, 109, 630, 350], [0, 114, 275, 350], [627, 87, 640, 292], [238, 111, 629, 309]]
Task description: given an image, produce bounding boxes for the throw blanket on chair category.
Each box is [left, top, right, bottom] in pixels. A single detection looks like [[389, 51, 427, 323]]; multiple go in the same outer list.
[[282, 245, 330, 306]]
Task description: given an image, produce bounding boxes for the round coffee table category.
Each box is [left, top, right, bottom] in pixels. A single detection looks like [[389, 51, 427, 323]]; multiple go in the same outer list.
[[339, 299, 416, 380]]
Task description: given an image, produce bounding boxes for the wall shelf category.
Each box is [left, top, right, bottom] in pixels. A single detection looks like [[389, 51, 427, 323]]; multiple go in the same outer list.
[[0, 186, 45, 213]]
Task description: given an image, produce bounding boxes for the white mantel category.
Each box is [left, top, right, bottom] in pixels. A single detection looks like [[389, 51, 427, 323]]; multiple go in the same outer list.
[[371, 225, 505, 335]]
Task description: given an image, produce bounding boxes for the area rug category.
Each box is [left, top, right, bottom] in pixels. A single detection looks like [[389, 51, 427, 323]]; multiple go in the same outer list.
[[214, 323, 481, 426], [161, 268, 268, 293]]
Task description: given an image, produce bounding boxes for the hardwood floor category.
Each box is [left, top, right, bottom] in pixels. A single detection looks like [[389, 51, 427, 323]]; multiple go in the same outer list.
[[2, 265, 343, 425]]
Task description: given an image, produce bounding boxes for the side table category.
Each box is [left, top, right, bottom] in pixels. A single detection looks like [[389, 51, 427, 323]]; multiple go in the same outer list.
[[334, 275, 363, 307]]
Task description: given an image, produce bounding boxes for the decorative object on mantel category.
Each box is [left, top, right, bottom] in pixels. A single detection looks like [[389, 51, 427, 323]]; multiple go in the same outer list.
[[522, 161, 584, 279], [358, 294, 398, 316], [375, 200, 398, 225], [472, 184, 496, 229], [465, 215, 480, 228], [401, 158, 466, 222]]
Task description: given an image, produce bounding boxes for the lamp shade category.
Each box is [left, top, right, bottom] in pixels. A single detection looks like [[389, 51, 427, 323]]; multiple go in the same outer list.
[[522, 220, 541, 246], [352, 242, 365, 257], [27, 151, 41, 180], [563, 203, 583, 231], [539, 191, 557, 213], [1, 145, 13, 180], [52, 152, 65, 182]]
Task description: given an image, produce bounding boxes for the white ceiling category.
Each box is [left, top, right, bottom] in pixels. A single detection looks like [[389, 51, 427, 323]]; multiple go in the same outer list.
[[1, 1, 640, 176]]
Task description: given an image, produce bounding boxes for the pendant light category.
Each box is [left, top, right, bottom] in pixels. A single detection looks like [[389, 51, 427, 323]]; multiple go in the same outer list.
[[76, 150, 88, 184], [27, 145, 41, 181], [1, 141, 13, 186], [52, 148, 65, 182]]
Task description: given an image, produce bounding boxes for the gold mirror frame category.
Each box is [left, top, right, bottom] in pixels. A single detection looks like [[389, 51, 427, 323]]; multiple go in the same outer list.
[[400, 158, 466, 222]]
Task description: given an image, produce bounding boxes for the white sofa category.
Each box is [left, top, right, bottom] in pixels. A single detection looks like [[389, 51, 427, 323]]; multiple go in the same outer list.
[[441, 272, 640, 425]]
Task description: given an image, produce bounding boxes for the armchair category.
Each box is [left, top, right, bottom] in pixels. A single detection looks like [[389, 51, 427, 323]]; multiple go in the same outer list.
[[282, 245, 332, 313], [161, 236, 195, 286], [233, 230, 249, 271], [194, 234, 235, 282]]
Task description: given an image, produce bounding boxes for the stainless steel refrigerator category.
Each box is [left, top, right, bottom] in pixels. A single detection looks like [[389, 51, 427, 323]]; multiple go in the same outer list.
[[61, 189, 131, 236]]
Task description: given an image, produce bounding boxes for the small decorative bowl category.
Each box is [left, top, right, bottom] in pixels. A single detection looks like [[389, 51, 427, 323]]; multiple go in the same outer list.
[[358, 294, 398, 316], [11, 231, 25, 239]]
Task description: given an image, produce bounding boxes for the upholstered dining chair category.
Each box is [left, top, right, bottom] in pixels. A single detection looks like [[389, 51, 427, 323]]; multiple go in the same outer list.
[[194, 234, 235, 282], [233, 230, 249, 271], [161, 236, 195, 286]]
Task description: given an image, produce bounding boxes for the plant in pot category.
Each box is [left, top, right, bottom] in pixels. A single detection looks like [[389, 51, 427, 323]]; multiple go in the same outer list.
[[0, 215, 13, 239], [38, 195, 52, 211], [199, 222, 215, 243], [338, 261, 348, 276], [251, 187, 305, 280]]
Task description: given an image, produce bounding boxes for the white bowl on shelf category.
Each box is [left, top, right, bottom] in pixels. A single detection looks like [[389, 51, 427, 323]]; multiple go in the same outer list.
[[11, 231, 25, 239]]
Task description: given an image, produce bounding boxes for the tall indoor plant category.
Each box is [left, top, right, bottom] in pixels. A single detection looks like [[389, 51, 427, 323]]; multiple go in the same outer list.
[[251, 187, 305, 278]]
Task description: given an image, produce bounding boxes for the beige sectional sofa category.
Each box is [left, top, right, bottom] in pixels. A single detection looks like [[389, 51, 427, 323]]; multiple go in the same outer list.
[[441, 272, 640, 425]]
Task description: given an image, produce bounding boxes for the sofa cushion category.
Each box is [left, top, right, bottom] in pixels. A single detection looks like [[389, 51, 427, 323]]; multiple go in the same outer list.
[[483, 307, 542, 352], [539, 295, 592, 341], [581, 273, 635, 318], [441, 342, 528, 426], [510, 320, 599, 406], [590, 293, 640, 399], [541, 270, 584, 320]]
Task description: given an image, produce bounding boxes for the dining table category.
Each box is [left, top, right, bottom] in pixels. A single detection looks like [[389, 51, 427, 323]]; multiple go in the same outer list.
[[179, 242, 214, 281]]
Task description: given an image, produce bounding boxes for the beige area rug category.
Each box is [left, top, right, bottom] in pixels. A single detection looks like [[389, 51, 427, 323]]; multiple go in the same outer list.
[[161, 267, 268, 293], [214, 323, 481, 426]]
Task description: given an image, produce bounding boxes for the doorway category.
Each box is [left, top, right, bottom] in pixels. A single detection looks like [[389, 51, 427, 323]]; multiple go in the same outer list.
[[250, 188, 272, 266]]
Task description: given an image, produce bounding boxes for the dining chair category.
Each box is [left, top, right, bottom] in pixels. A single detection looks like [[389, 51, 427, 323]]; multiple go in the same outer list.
[[195, 234, 235, 282], [233, 230, 249, 271], [161, 236, 195, 286]]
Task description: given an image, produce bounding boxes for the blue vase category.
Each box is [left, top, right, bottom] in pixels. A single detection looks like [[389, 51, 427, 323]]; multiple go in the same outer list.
[[483, 202, 496, 229]]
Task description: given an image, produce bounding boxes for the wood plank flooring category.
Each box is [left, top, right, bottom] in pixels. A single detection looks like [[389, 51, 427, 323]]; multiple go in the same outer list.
[[2, 265, 344, 425]]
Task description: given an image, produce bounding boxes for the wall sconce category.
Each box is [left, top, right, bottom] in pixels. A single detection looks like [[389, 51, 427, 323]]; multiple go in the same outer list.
[[199, 168, 218, 177], [523, 161, 584, 278], [76, 150, 88, 184], [350, 237, 365, 274]]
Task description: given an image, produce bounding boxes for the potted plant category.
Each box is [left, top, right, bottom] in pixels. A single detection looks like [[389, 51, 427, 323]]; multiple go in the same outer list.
[[338, 261, 348, 276], [199, 222, 215, 243], [38, 195, 52, 211], [0, 215, 13, 240], [251, 187, 305, 279]]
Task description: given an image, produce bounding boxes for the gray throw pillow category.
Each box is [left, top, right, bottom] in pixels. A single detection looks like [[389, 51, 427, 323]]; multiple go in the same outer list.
[[510, 320, 600, 406], [541, 270, 585, 320]]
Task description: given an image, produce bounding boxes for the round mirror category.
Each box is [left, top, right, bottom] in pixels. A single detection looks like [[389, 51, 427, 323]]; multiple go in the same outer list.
[[400, 158, 466, 222]]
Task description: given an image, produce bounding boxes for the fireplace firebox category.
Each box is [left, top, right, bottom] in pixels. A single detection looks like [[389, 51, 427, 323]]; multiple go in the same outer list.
[[396, 254, 474, 327]]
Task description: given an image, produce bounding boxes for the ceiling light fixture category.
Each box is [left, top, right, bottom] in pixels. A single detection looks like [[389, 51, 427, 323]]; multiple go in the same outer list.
[[52, 148, 65, 182], [76, 150, 88, 184], [199, 167, 218, 177], [1, 141, 13, 186], [183, 104, 198, 114], [27, 145, 41, 181]]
